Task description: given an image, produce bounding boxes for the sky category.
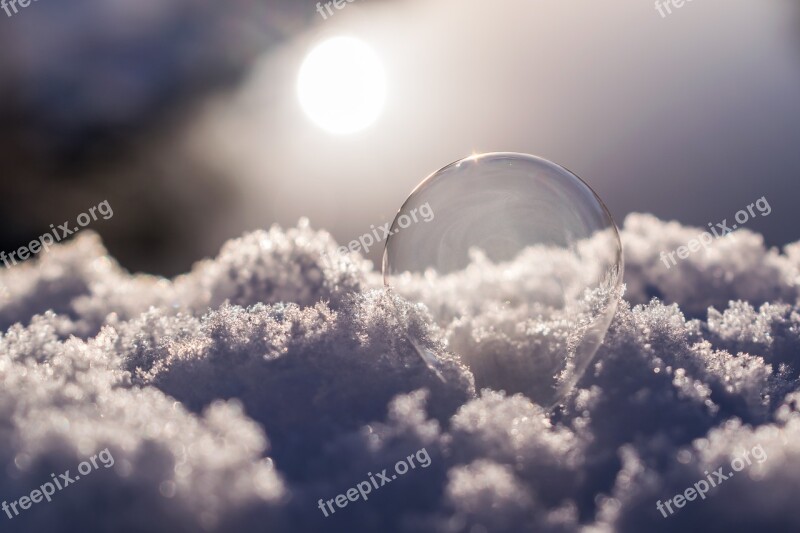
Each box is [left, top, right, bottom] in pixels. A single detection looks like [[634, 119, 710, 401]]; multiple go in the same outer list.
[[190, 0, 800, 267], [0, 0, 798, 273]]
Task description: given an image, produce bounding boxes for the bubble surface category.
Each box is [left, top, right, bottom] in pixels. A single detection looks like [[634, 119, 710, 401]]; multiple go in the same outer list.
[[382, 153, 624, 406]]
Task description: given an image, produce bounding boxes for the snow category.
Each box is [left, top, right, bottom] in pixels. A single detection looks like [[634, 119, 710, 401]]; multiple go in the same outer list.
[[1, 213, 799, 532]]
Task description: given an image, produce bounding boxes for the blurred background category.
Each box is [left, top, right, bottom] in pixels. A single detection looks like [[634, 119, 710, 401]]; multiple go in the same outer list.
[[1, 0, 798, 276]]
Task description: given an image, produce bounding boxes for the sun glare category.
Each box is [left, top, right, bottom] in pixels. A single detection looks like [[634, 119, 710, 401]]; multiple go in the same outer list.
[[297, 36, 386, 135]]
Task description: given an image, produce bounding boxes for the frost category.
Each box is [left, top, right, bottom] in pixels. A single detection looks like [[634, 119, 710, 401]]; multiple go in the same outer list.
[[622, 213, 800, 316], [1, 215, 800, 531]]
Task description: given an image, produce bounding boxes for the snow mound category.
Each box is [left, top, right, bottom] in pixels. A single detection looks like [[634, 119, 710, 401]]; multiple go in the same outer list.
[[1, 214, 800, 532]]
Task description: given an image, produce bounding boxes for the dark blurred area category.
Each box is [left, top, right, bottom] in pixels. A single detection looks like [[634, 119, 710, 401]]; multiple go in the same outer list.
[[0, 0, 333, 275], [1, 0, 799, 276]]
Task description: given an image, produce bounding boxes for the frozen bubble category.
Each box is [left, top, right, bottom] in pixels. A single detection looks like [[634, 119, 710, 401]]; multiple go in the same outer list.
[[383, 153, 623, 406]]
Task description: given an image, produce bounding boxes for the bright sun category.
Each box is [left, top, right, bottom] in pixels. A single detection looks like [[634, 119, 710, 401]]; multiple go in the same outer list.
[[297, 36, 386, 135]]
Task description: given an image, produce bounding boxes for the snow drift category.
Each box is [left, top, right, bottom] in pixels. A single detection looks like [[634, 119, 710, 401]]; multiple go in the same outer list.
[[1, 214, 800, 532]]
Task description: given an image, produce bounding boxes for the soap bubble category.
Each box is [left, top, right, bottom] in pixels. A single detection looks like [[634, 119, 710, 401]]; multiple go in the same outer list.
[[382, 153, 623, 406]]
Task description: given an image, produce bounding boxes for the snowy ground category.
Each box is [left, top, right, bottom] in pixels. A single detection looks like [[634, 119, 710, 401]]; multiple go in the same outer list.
[[1, 214, 799, 532]]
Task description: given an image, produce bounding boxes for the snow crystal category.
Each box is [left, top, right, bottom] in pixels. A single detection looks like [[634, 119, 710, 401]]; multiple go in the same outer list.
[[1, 214, 800, 532]]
